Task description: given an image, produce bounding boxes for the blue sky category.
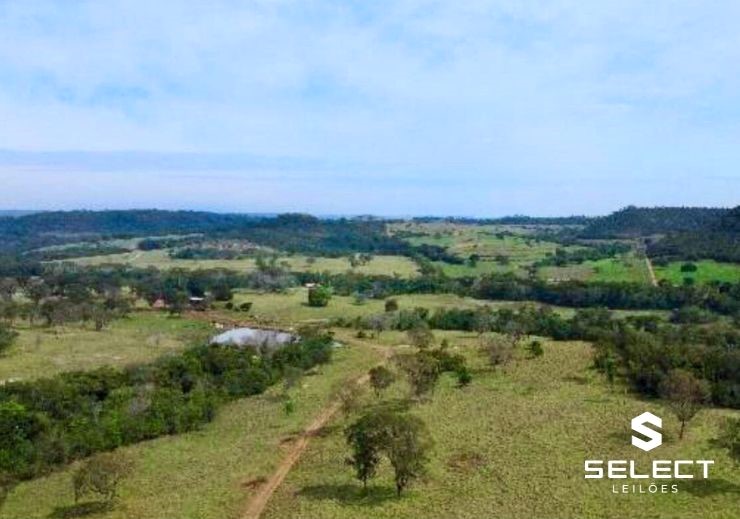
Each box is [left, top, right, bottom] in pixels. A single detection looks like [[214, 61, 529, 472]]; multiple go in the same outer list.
[[0, 1, 739, 216]]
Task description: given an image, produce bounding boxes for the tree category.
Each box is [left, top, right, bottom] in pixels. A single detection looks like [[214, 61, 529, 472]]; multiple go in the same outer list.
[[345, 413, 384, 490], [456, 366, 473, 387], [395, 352, 441, 399], [659, 369, 709, 439], [406, 322, 434, 350], [73, 451, 133, 505], [345, 409, 432, 496], [0, 323, 18, 355], [383, 412, 432, 496], [333, 379, 366, 414], [308, 285, 331, 307], [527, 340, 544, 358], [384, 298, 399, 312], [368, 366, 395, 397], [166, 290, 189, 316], [480, 335, 513, 369], [715, 417, 740, 465]]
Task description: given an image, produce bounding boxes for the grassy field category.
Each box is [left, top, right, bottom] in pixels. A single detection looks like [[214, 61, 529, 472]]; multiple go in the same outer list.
[[539, 254, 652, 284], [0, 312, 212, 382], [71, 250, 419, 277], [219, 289, 666, 327], [654, 260, 740, 285], [406, 228, 561, 264], [262, 334, 739, 519], [221, 290, 517, 327], [1, 338, 384, 519]]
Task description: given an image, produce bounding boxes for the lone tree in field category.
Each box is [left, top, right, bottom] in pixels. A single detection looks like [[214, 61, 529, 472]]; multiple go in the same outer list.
[[345, 413, 384, 490], [527, 340, 544, 358], [715, 417, 740, 465], [384, 298, 399, 312], [383, 412, 432, 497], [406, 321, 434, 350], [307, 285, 332, 307], [659, 369, 709, 439], [368, 366, 395, 397], [480, 334, 514, 369], [73, 451, 133, 506], [345, 409, 432, 496], [395, 352, 441, 399]]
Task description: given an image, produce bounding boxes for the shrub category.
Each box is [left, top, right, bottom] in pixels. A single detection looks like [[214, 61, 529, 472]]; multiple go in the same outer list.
[[308, 285, 332, 307], [384, 298, 399, 312], [368, 366, 395, 396], [73, 451, 133, 505]]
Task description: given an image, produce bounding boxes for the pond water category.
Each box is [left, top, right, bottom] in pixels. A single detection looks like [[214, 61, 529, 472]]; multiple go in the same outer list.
[[210, 327, 297, 350]]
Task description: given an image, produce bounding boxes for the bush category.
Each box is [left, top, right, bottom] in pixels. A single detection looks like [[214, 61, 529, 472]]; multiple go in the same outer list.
[[308, 285, 332, 307], [680, 262, 698, 273], [384, 298, 399, 312], [0, 324, 18, 355], [73, 451, 133, 505]]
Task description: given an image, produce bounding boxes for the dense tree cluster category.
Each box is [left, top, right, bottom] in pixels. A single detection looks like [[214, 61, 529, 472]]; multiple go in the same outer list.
[[580, 206, 729, 238], [0, 331, 334, 482]]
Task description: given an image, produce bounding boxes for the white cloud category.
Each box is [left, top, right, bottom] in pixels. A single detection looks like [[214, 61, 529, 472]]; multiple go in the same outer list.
[[0, 0, 738, 214]]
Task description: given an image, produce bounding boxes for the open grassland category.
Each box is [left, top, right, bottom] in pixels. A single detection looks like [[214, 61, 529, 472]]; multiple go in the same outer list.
[[262, 334, 739, 519], [409, 229, 560, 264], [539, 254, 652, 284], [219, 289, 666, 327], [222, 290, 511, 327], [654, 260, 740, 285], [0, 312, 212, 382], [71, 249, 419, 277], [2, 341, 384, 519]]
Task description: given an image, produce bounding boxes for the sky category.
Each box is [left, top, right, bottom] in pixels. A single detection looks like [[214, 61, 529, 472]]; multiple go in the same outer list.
[[0, 1, 739, 217]]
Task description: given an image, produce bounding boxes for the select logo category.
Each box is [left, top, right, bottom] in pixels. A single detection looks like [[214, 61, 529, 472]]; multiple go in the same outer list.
[[584, 412, 714, 494], [631, 411, 662, 452]]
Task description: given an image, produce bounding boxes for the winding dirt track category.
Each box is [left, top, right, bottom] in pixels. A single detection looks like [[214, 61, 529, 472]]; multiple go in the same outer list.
[[241, 370, 371, 519], [241, 341, 392, 519]]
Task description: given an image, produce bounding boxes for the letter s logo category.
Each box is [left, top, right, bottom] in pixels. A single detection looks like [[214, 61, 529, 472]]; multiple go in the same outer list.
[[631, 412, 662, 452]]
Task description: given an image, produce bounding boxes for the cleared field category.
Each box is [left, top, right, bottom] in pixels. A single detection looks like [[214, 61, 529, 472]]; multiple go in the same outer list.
[[72, 250, 419, 277], [223, 290, 510, 327], [0, 312, 212, 382], [391, 222, 572, 265], [539, 254, 652, 284], [1, 339, 384, 519], [262, 335, 739, 519], [217, 290, 669, 329], [654, 260, 740, 285]]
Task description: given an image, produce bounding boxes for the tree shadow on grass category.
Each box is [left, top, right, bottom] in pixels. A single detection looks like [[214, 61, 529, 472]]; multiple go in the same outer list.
[[49, 501, 111, 518], [681, 478, 740, 497], [297, 484, 397, 506]]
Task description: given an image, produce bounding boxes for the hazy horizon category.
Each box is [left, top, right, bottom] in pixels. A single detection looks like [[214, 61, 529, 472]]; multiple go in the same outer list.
[[2, 2, 739, 214]]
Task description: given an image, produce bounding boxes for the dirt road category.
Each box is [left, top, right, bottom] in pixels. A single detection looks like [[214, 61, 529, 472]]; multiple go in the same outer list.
[[644, 256, 658, 286], [241, 340, 391, 519]]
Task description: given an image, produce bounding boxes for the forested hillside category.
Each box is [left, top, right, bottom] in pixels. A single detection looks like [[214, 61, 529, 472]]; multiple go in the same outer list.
[[648, 206, 740, 262], [580, 206, 728, 238], [0, 210, 408, 256]]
